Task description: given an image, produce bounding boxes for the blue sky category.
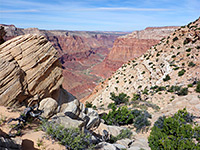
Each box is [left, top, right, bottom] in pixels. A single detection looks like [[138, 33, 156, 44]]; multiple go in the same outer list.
[[0, 0, 199, 31]]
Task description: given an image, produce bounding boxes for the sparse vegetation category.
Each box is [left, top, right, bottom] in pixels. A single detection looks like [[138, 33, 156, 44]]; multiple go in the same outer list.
[[187, 84, 193, 87], [41, 121, 94, 150], [187, 53, 190, 57], [85, 101, 93, 108], [196, 81, 200, 93], [102, 106, 151, 132], [177, 87, 188, 96], [163, 74, 171, 82], [186, 48, 191, 52], [109, 128, 133, 143], [171, 55, 176, 58], [183, 38, 190, 45], [188, 61, 196, 67], [110, 92, 129, 105], [178, 69, 186, 76], [173, 36, 178, 42]]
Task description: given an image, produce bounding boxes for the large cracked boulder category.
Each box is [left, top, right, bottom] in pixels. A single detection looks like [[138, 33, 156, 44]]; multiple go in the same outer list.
[[0, 34, 63, 106]]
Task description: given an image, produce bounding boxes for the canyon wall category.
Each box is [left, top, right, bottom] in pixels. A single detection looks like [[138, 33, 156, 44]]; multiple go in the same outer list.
[[91, 26, 178, 78]]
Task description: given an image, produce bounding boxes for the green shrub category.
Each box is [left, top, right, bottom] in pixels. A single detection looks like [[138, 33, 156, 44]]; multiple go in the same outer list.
[[142, 88, 149, 95], [196, 81, 200, 93], [156, 86, 166, 92], [187, 53, 190, 57], [173, 67, 179, 70], [171, 55, 176, 58], [163, 74, 171, 82], [173, 37, 178, 42], [183, 38, 190, 45], [41, 121, 94, 150], [85, 101, 93, 108], [177, 87, 188, 96], [102, 106, 134, 126], [110, 92, 129, 105], [102, 106, 151, 131], [167, 85, 181, 93], [109, 128, 132, 143], [188, 61, 196, 67], [178, 69, 186, 76], [187, 84, 193, 87], [132, 93, 141, 101], [186, 48, 191, 52], [148, 108, 199, 150], [156, 53, 160, 57], [107, 103, 116, 109]]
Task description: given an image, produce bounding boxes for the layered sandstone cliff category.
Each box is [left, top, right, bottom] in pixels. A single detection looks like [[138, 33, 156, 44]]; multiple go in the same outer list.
[[0, 34, 63, 106]]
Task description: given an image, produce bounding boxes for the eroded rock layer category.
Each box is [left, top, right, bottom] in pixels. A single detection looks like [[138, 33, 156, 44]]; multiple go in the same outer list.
[[0, 34, 63, 106], [91, 26, 178, 78]]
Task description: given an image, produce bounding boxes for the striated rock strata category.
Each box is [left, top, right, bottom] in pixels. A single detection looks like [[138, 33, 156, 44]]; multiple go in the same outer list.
[[91, 26, 178, 78], [0, 34, 63, 106]]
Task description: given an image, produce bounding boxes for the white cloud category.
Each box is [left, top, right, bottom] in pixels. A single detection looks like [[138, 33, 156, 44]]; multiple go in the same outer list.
[[80, 7, 172, 11], [0, 9, 39, 13]]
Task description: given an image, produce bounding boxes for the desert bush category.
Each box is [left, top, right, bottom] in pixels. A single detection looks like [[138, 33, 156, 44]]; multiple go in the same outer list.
[[183, 38, 191, 45], [178, 69, 186, 76], [187, 84, 193, 87], [107, 103, 116, 109], [163, 74, 171, 82], [187, 53, 191, 57], [142, 88, 149, 95], [148, 108, 199, 150], [177, 87, 188, 96], [186, 48, 191, 52], [173, 66, 179, 70], [171, 55, 176, 58], [41, 121, 94, 150], [109, 128, 132, 143], [188, 61, 196, 67], [173, 36, 178, 42], [85, 101, 93, 108], [102, 106, 151, 132], [102, 106, 134, 126], [132, 93, 141, 101], [196, 81, 200, 93], [110, 92, 129, 105]]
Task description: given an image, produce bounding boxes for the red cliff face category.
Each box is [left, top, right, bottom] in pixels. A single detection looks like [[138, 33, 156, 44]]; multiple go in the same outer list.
[[91, 26, 178, 78]]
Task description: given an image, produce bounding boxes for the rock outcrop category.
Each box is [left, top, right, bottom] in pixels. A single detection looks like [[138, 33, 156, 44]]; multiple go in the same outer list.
[[0, 26, 6, 44], [91, 26, 178, 78], [0, 34, 63, 106]]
